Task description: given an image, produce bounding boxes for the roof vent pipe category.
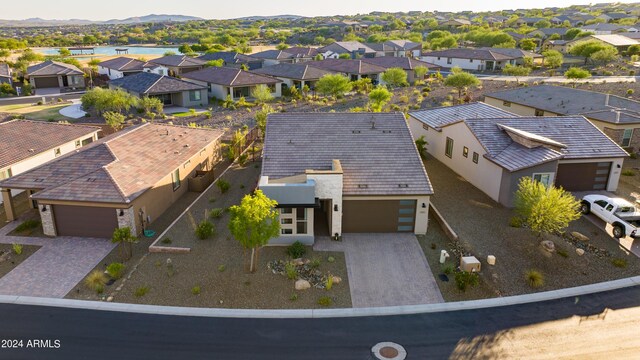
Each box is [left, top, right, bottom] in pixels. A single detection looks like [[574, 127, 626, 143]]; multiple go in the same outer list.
[[616, 111, 621, 123], [605, 93, 610, 107]]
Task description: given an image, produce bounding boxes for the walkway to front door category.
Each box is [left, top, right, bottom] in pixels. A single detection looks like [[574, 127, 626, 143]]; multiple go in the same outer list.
[[315, 233, 443, 307]]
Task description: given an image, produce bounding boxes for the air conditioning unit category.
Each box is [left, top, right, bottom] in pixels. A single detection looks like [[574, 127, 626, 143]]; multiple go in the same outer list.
[[460, 256, 481, 273]]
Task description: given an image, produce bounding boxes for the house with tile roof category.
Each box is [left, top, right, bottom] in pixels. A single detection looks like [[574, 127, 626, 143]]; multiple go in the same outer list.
[[421, 48, 535, 71], [0, 63, 11, 85], [317, 41, 377, 59], [259, 112, 433, 244], [148, 55, 206, 76], [409, 103, 628, 206], [305, 59, 387, 83], [364, 40, 423, 58], [566, 34, 640, 53], [360, 57, 440, 84], [108, 72, 207, 107], [249, 48, 319, 66], [484, 85, 640, 151], [0, 123, 223, 238], [197, 52, 263, 70], [252, 63, 334, 91], [181, 67, 282, 101], [26, 60, 85, 92], [0, 120, 100, 221], [97, 57, 168, 80]]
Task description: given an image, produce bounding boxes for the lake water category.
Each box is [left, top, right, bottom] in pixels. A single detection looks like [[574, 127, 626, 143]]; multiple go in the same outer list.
[[36, 46, 181, 57]]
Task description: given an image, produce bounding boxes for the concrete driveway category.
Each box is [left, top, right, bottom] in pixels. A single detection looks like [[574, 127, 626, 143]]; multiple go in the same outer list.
[[0, 220, 116, 298], [315, 233, 443, 307]]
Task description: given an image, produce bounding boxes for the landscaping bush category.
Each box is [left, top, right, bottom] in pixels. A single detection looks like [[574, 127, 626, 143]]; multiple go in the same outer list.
[[191, 286, 201, 295], [317, 296, 332, 307], [85, 270, 107, 294], [628, 89, 635, 96], [611, 258, 628, 268], [161, 238, 172, 244], [289, 293, 298, 301], [454, 271, 479, 291], [442, 263, 455, 275], [209, 196, 216, 203], [286, 241, 306, 258], [195, 220, 215, 239], [509, 216, 523, 228], [106, 262, 126, 279], [238, 153, 248, 166], [557, 249, 569, 258], [622, 169, 635, 176], [327, 256, 335, 263], [217, 264, 226, 272], [285, 262, 297, 280], [14, 219, 40, 233], [525, 270, 545, 288], [134, 286, 149, 297], [325, 275, 333, 290], [217, 179, 230, 194], [210, 208, 224, 219], [12, 243, 23, 255], [310, 258, 321, 269]]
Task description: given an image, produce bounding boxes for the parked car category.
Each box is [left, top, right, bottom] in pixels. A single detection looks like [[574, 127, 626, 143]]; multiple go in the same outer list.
[[580, 195, 640, 239]]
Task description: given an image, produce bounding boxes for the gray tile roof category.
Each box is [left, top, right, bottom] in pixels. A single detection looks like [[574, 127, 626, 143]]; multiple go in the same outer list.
[[27, 61, 83, 76], [409, 102, 518, 130], [422, 48, 515, 61], [306, 59, 386, 75], [262, 112, 433, 196], [465, 116, 628, 171], [482, 47, 543, 59], [108, 72, 205, 95], [0, 123, 223, 204], [181, 67, 281, 86], [0, 120, 100, 169], [249, 50, 295, 60], [320, 41, 376, 54], [360, 57, 437, 70], [0, 63, 10, 78], [485, 85, 640, 125], [149, 55, 205, 68], [98, 57, 147, 71], [283, 47, 319, 57], [252, 63, 334, 80]]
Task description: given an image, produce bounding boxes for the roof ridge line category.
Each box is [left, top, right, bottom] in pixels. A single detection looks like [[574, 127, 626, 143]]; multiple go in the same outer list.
[[102, 165, 130, 203], [143, 74, 166, 94], [229, 69, 242, 86]]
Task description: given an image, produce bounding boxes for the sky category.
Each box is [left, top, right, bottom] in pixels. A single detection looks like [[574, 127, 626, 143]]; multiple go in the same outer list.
[[2, 0, 638, 21]]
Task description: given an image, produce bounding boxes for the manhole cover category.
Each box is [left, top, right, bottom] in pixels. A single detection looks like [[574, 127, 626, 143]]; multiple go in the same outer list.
[[371, 342, 406, 360]]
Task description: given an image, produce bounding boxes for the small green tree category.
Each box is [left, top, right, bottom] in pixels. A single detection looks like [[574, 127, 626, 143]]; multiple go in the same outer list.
[[255, 104, 274, 138], [368, 85, 392, 112], [381, 67, 409, 87], [228, 190, 280, 273], [590, 47, 619, 65], [58, 48, 71, 56], [351, 77, 373, 94], [570, 40, 617, 65], [338, 53, 351, 59], [514, 177, 581, 237], [250, 84, 274, 103], [502, 64, 532, 84], [103, 111, 126, 130], [316, 74, 353, 98], [415, 135, 428, 160], [564, 67, 591, 83], [276, 43, 289, 50], [414, 66, 428, 82], [139, 96, 163, 116], [205, 59, 224, 67], [443, 71, 481, 102], [111, 227, 136, 261], [542, 50, 563, 74], [520, 38, 537, 51]]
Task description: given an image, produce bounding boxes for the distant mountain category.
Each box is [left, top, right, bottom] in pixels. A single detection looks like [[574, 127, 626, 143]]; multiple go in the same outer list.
[[0, 14, 204, 27]]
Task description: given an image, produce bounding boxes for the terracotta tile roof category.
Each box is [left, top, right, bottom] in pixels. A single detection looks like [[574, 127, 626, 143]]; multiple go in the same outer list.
[[149, 55, 206, 68], [306, 59, 386, 75], [252, 63, 334, 80], [0, 120, 100, 169], [360, 57, 437, 70], [181, 67, 281, 86], [0, 123, 223, 204], [27, 60, 84, 76]]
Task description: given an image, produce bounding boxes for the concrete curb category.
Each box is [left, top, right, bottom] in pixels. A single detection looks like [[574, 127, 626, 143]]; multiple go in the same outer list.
[[1, 276, 638, 319]]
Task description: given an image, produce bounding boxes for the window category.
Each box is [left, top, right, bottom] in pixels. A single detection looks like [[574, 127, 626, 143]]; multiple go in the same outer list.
[[447, 57, 452, 64], [502, 101, 511, 107], [0, 168, 12, 180], [183, 160, 191, 169], [281, 208, 293, 214], [171, 168, 181, 191], [189, 90, 201, 102], [53, 148, 61, 157], [605, 204, 614, 212], [82, 137, 93, 146], [472, 152, 479, 164], [281, 218, 293, 225], [296, 208, 307, 234], [437, 57, 441, 60], [75, 140, 81, 148], [622, 129, 633, 147], [281, 229, 293, 235], [534, 109, 544, 116], [463, 146, 469, 158], [533, 173, 553, 187], [422, 124, 429, 131], [445, 137, 454, 158]]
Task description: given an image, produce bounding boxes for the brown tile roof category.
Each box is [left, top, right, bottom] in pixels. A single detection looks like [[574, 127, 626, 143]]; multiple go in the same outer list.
[[149, 55, 206, 68], [306, 59, 386, 75], [360, 57, 437, 70], [0, 120, 100, 169], [98, 57, 148, 71], [0, 123, 223, 204], [181, 67, 281, 86], [27, 60, 84, 76]]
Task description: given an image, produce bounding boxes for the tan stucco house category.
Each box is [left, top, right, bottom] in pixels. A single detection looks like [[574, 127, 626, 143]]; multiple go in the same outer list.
[[26, 60, 85, 92], [0, 123, 223, 238], [259, 112, 433, 245], [108, 72, 208, 108]]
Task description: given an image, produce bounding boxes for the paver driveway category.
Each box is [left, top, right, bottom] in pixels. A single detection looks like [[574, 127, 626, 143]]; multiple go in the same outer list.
[[315, 233, 443, 307], [0, 221, 116, 298]]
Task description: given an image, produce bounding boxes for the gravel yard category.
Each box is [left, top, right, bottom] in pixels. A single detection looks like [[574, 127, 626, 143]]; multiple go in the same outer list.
[[0, 244, 40, 278], [618, 157, 640, 203], [424, 155, 640, 298]]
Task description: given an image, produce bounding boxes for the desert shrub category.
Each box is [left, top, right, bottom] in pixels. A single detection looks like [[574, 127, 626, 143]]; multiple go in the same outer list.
[[210, 208, 224, 219], [134, 286, 149, 297], [327, 256, 336, 263], [285, 262, 297, 280], [161, 238, 172, 244], [628, 89, 635, 95], [325, 275, 333, 290], [217, 179, 230, 194], [454, 271, 479, 291], [14, 219, 40, 232], [289, 293, 298, 301], [85, 270, 107, 293], [442, 263, 455, 275], [209, 197, 216, 203], [630, 153, 638, 159], [310, 258, 321, 269], [106, 262, 126, 279], [217, 264, 226, 272], [317, 296, 332, 307], [525, 270, 545, 288], [191, 286, 201, 295], [622, 169, 635, 176], [557, 249, 569, 258], [509, 216, 523, 228], [12, 243, 23, 255], [398, 95, 409, 103], [238, 153, 248, 166], [195, 220, 215, 239], [287, 241, 306, 258], [611, 258, 628, 268]]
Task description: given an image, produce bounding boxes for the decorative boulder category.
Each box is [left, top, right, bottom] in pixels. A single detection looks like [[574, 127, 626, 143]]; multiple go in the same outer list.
[[572, 232, 589, 242], [576, 248, 585, 256], [295, 279, 311, 290], [541, 240, 556, 253], [332, 276, 342, 285], [291, 258, 304, 266]]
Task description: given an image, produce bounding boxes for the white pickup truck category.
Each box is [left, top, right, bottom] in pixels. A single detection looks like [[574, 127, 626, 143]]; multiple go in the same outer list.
[[580, 195, 640, 239]]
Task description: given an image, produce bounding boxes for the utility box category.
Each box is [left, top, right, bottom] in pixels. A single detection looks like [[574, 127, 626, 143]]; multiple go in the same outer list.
[[460, 256, 481, 273]]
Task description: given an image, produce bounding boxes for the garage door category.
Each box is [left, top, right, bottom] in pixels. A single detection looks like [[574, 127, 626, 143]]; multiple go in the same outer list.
[[34, 76, 60, 88], [556, 162, 611, 191], [53, 205, 118, 238], [342, 200, 416, 233]]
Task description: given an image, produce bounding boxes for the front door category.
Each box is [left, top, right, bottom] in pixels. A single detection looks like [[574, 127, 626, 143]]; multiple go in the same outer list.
[[62, 76, 69, 87]]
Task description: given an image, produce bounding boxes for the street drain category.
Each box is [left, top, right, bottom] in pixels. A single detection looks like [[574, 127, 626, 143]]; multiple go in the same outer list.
[[371, 342, 406, 360]]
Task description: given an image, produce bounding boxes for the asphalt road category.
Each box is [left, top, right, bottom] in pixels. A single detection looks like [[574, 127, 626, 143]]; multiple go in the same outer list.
[[1, 286, 640, 359]]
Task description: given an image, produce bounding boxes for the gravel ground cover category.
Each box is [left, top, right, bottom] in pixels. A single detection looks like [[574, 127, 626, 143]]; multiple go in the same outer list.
[[424, 155, 640, 298], [0, 244, 40, 278]]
